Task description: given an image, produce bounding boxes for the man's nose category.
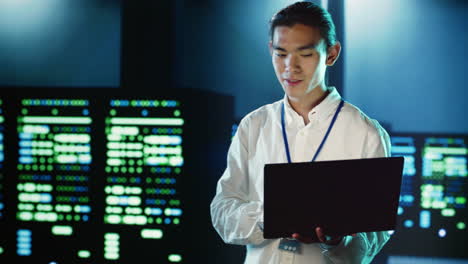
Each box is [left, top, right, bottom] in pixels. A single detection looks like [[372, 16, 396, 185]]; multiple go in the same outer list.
[[285, 55, 299, 72]]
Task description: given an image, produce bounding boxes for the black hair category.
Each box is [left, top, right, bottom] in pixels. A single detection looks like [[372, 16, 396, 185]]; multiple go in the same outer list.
[[269, 1, 337, 48]]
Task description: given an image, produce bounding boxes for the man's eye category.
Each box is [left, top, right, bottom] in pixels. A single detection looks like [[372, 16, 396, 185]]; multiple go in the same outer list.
[[275, 53, 287, 58], [301, 54, 313, 57]]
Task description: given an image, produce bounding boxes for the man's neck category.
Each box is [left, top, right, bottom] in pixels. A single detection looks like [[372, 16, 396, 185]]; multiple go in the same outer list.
[[288, 86, 330, 125]]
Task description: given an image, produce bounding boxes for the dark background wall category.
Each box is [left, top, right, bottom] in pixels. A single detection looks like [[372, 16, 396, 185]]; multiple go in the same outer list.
[[344, 0, 468, 134], [0, 0, 121, 87]]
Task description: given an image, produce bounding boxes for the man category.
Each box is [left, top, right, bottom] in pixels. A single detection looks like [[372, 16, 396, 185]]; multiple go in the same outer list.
[[210, 2, 391, 263]]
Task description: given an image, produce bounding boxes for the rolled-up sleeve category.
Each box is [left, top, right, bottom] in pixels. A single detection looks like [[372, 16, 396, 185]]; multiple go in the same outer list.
[[210, 118, 265, 245]]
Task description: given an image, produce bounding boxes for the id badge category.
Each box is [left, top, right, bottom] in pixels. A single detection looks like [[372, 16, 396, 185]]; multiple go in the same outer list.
[[278, 238, 301, 253]]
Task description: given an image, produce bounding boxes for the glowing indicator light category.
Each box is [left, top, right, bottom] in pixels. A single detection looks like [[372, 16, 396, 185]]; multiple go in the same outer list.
[[104, 233, 120, 260], [403, 220, 414, 228], [141, 229, 163, 239], [109, 117, 184, 126], [397, 206, 403, 215], [78, 250, 91, 258], [164, 208, 183, 216], [20, 116, 92, 124], [51, 225, 73, 236], [438, 229, 447, 238], [144, 135, 182, 145], [168, 254, 182, 262], [425, 147, 467, 155], [22, 125, 50, 134], [419, 210, 431, 229], [457, 222, 466, 230], [17, 229, 32, 256], [441, 209, 456, 217], [110, 126, 139, 135], [54, 134, 90, 143]]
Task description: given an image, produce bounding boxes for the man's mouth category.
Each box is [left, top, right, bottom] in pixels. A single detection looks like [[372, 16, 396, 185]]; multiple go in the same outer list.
[[284, 79, 303, 86]]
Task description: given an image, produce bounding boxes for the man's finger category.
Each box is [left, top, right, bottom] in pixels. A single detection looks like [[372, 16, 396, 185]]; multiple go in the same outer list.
[[292, 233, 314, 244], [315, 227, 327, 243]]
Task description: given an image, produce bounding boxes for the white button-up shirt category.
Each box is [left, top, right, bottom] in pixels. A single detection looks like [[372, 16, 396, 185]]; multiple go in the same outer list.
[[211, 87, 391, 264]]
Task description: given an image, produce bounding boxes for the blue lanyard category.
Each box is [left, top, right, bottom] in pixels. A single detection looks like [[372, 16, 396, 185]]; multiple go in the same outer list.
[[281, 99, 344, 163]]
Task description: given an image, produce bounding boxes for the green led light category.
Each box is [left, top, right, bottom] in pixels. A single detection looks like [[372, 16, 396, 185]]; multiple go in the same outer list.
[[0, 246, 3, 255], [18, 203, 34, 211], [22, 125, 50, 134], [110, 126, 139, 135], [169, 200, 180, 206], [51, 108, 59, 115], [168, 254, 182, 262], [52, 225, 73, 236], [54, 133, 90, 143], [104, 253, 119, 260], [141, 229, 163, 239], [77, 250, 91, 258], [17, 211, 34, 221], [173, 218, 180, 225], [106, 215, 122, 224], [105, 233, 120, 240], [425, 147, 467, 155], [110, 109, 117, 116], [20, 116, 92, 124], [441, 209, 455, 217], [456, 197, 466, 204], [56, 204, 72, 212], [34, 212, 58, 222], [122, 215, 147, 225], [457, 222, 466, 230], [174, 110, 181, 117], [109, 117, 184, 126], [37, 204, 53, 211], [54, 145, 90, 152]]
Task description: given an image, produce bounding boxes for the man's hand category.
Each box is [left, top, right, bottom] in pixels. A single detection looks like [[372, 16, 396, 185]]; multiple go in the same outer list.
[[292, 227, 345, 245]]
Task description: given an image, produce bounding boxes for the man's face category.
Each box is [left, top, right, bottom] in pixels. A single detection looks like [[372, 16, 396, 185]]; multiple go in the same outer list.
[[270, 23, 332, 100]]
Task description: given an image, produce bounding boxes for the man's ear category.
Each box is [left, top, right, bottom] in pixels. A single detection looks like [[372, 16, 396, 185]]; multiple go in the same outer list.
[[326, 41, 341, 66], [268, 41, 273, 56]]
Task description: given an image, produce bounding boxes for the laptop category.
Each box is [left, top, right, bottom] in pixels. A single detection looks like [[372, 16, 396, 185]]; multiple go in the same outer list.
[[263, 157, 404, 240]]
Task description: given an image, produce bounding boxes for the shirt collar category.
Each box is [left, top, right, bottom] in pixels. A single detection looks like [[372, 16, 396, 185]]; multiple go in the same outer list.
[[282, 86, 342, 125]]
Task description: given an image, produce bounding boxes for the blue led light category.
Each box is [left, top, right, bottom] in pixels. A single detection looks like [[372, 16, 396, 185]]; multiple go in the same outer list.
[[17, 249, 32, 256], [19, 156, 33, 164], [19, 141, 32, 147], [397, 206, 403, 215], [151, 208, 162, 215], [403, 220, 414, 228], [392, 146, 416, 154], [438, 229, 447, 238], [420, 210, 431, 229], [17, 229, 32, 236], [19, 149, 32, 156]]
